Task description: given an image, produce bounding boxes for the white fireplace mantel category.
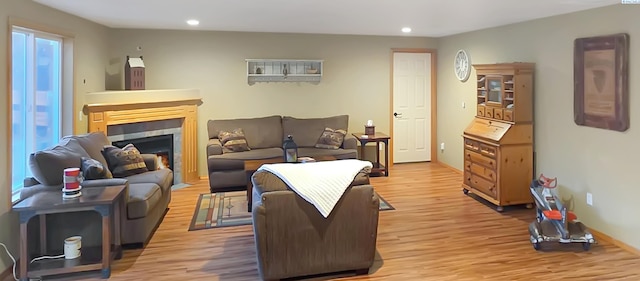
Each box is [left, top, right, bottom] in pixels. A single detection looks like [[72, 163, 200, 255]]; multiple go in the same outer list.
[[83, 89, 202, 183]]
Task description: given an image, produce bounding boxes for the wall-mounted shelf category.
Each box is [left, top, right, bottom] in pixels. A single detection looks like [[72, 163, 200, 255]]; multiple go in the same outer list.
[[246, 59, 323, 84]]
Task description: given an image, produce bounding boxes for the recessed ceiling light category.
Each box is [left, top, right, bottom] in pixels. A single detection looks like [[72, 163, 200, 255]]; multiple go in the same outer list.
[[186, 19, 200, 26], [402, 27, 412, 33]]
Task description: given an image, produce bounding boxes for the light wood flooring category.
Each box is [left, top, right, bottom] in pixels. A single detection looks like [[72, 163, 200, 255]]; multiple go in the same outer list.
[[37, 163, 640, 280]]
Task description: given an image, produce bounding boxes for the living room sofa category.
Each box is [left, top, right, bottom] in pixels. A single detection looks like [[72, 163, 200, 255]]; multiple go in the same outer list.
[[251, 168, 379, 280], [20, 131, 173, 249], [206, 115, 358, 192]]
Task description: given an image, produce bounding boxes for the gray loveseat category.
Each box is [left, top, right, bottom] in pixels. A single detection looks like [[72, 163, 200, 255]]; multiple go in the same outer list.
[[206, 115, 358, 192], [20, 131, 173, 248]]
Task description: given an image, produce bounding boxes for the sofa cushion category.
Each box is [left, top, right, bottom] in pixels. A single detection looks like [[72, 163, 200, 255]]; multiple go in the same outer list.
[[297, 148, 357, 159], [102, 144, 149, 177], [29, 138, 91, 186], [80, 157, 107, 180], [208, 115, 282, 149], [63, 132, 113, 179], [219, 128, 251, 152], [125, 169, 174, 194], [208, 148, 283, 171], [127, 183, 162, 220], [282, 115, 349, 148], [315, 128, 347, 149]]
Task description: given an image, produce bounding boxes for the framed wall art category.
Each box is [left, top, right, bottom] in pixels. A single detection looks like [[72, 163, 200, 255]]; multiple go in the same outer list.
[[574, 33, 629, 132]]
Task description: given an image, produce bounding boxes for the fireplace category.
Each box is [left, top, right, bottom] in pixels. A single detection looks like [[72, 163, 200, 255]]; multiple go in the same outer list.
[[113, 134, 174, 171]]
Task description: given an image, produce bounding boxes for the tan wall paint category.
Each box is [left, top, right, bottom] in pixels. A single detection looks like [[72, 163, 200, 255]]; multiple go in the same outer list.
[[104, 29, 437, 175], [437, 4, 640, 249], [0, 0, 110, 273]]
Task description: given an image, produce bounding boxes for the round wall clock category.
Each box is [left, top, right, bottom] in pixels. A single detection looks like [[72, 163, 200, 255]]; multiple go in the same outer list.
[[454, 49, 471, 82]]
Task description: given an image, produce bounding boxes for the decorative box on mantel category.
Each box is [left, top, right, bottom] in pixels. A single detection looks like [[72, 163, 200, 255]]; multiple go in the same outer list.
[[83, 89, 202, 183], [125, 56, 145, 90]]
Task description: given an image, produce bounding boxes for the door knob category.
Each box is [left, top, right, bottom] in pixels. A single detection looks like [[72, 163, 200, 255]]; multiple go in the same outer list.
[[393, 112, 402, 118]]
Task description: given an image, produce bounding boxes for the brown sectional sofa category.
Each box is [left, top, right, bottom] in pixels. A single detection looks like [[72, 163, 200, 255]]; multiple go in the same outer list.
[[20, 132, 173, 249], [251, 168, 379, 280], [206, 115, 358, 192]]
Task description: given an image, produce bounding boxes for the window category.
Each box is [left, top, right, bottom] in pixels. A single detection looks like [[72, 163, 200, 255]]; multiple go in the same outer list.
[[11, 26, 66, 202]]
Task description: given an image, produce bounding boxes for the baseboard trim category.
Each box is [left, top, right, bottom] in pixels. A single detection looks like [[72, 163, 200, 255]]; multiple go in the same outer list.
[[590, 228, 640, 256], [437, 161, 463, 175], [199, 176, 208, 180], [0, 264, 12, 281]]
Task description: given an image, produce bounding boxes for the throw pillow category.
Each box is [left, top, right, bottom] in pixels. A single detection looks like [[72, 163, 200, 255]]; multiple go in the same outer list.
[[80, 157, 107, 180], [218, 128, 251, 152], [102, 144, 149, 177], [315, 127, 347, 149]]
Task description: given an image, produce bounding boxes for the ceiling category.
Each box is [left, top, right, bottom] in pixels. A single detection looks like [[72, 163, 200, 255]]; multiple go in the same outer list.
[[34, 0, 619, 37]]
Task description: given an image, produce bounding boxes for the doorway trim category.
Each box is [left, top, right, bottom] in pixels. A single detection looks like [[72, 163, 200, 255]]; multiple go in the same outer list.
[[390, 48, 438, 166]]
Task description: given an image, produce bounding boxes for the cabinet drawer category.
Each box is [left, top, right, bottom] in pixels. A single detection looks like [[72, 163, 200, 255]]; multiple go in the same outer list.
[[503, 110, 513, 121], [464, 160, 472, 171], [470, 174, 497, 199], [464, 150, 496, 170], [485, 107, 494, 118], [464, 138, 480, 152], [470, 163, 496, 182], [477, 105, 486, 117], [464, 171, 472, 186], [493, 108, 503, 120], [479, 143, 497, 158]]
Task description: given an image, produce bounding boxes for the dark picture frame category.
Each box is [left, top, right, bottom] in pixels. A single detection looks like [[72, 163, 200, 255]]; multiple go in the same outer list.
[[574, 33, 629, 132]]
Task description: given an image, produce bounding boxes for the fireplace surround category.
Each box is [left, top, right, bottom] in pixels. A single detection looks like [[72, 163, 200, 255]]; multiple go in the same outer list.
[[83, 89, 201, 183]]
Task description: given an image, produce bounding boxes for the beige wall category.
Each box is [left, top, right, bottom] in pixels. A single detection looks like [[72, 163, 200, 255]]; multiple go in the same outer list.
[[105, 29, 437, 175], [0, 0, 110, 273], [437, 4, 640, 249]]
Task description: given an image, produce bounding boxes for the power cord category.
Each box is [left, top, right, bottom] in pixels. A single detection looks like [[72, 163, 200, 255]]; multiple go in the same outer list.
[[0, 242, 17, 281], [1, 242, 57, 281]]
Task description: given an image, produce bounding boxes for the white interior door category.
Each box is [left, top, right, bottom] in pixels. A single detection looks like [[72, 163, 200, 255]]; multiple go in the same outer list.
[[393, 52, 431, 163]]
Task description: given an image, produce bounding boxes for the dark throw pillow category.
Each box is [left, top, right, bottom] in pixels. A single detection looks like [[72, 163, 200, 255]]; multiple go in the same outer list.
[[80, 157, 107, 180], [218, 128, 251, 152], [102, 144, 149, 178], [315, 128, 347, 149]]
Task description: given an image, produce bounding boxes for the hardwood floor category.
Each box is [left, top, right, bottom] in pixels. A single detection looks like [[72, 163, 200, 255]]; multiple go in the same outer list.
[[41, 163, 640, 280]]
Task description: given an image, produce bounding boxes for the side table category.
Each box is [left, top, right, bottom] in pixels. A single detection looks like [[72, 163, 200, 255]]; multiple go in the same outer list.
[[12, 185, 126, 281], [352, 132, 390, 177]]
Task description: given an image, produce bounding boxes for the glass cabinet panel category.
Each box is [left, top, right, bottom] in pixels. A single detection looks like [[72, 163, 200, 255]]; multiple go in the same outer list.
[[487, 77, 502, 103]]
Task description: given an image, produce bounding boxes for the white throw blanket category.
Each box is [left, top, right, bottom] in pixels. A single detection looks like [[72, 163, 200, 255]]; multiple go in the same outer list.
[[257, 159, 373, 218]]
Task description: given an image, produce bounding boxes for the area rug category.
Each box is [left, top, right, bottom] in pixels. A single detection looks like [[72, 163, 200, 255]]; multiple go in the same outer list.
[[189, 190, 394, 231]]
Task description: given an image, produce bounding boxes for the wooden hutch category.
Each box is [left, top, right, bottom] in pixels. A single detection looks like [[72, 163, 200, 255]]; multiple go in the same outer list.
[[462, 63, 534, 211]]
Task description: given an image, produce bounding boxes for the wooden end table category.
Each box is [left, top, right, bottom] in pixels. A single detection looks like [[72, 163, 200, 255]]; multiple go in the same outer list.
[[352, 132, 390, 177], [244, 155, 337, 212], [12, 185, 126, 281]]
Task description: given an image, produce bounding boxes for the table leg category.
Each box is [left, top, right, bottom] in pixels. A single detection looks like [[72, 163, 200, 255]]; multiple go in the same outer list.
[[375, 141, 380, 167], [384, 140, 389, 177], [246, 169, 255, 212], [20, 222, 28, 281], [114, 197, 122, 260], [101, 214, 111, 278], [39, 214, 47, 255]]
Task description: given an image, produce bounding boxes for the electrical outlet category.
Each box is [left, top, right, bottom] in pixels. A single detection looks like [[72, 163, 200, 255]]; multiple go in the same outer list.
[[586, 192, 593, 206], [440, 142, 445, 151]]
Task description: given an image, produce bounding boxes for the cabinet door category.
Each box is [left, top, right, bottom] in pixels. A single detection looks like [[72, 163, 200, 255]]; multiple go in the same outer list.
[[486, 76, 502, 106]]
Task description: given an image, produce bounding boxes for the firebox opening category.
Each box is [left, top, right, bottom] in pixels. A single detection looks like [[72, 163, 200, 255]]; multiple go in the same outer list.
[[112, 134, 174, 171]]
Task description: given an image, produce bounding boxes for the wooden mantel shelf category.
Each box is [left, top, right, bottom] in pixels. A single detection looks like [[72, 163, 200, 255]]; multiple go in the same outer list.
[[83, 89, 202, 183]]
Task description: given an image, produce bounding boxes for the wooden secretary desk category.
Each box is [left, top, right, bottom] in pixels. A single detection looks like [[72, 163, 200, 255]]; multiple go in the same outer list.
[[462, 63, 535, 211]]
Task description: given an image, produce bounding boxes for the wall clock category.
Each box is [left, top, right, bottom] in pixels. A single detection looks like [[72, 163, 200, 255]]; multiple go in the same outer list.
[[454, 49, 471, 82]]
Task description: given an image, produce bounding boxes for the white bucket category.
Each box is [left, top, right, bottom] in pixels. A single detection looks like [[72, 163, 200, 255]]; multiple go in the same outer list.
[[64, 236, 82, 259]]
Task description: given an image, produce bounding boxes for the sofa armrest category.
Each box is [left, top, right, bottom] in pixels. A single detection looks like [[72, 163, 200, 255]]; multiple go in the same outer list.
[[81, 178, 129, 188], [141, 154, 159, 170], [342, 134, 357, 150], [207, 139, 223, 156]]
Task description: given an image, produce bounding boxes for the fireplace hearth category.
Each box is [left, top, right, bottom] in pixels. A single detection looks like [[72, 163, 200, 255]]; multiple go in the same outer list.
[[113, 134, 174, 171]]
